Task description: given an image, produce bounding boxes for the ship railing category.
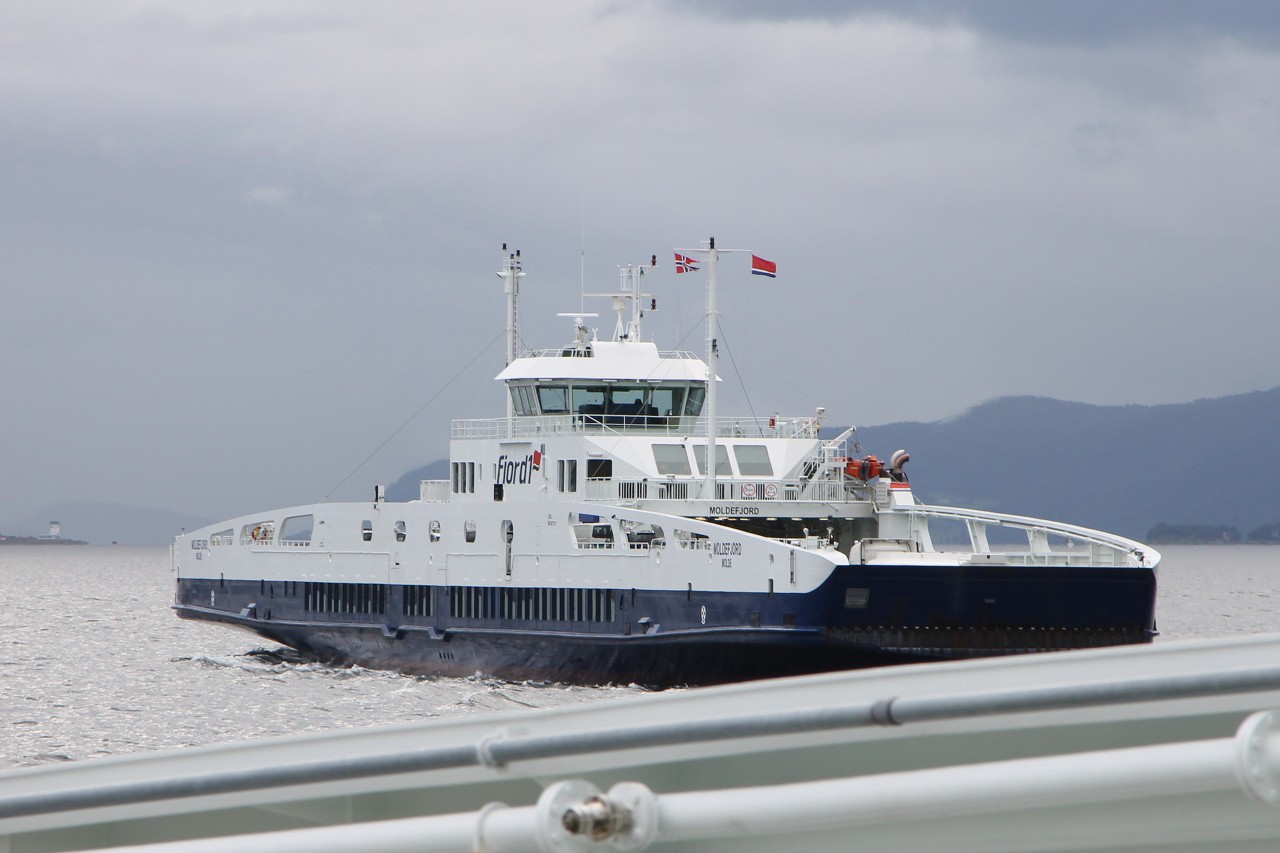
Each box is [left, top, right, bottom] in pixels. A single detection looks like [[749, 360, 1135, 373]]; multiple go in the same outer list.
[[899, 503, 1160, 569], [419, 480, 451, 502], [520, 346, 703, 361], [450, 415, 820, 440], [780, 535, 842, 551], [587, 476, 845, 504]]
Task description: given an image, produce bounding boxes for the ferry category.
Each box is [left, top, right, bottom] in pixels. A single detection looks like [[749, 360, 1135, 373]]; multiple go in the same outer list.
[[171, 239, 1160, 686]]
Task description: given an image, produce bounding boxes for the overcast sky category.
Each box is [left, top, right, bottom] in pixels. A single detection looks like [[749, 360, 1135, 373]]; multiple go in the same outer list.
[[3, 1, 1279, 528]]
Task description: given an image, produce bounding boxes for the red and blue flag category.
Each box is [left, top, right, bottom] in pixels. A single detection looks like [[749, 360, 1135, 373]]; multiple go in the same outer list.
[[751, 255, 777, 278], [674, 253, 700, 274]]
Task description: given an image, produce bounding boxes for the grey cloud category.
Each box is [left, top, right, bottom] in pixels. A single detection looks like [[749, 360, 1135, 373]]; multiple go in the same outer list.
[[3, 1, 1279, 531], [674, 0, 1280, 48]]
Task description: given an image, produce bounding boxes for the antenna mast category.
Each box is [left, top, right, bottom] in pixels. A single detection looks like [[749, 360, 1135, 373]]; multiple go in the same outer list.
[[704, 237, 719, 497], [673, 237, 770, 500], [498, 244, 525, 424]]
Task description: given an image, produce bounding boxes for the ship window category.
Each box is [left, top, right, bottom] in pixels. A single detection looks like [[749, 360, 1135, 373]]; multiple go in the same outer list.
[[464, 520, 477, 543], [653, 444, 692, 476], [734, 445, 773, 476], [692, 444, 732, 476], [451, 461, 478, 494], [241, 520, 275, 545], [649, 386, 686, 418], [607, 386, 645, 414], [430, 520, 441, 542], [210, 528, 234, 546], [362, 519, 373, 542], [512, 384, 540, 416], [394, 520, 407, 542], [572, 386, 606, 416], [586, 459, 612, 479], [684, 386, 706, 416], [558, 459, 578, 492], [280, 515, 314, 545], [538, 385, 569, 414]]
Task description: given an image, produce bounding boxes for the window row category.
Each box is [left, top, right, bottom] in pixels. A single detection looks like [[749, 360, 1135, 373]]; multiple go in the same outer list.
[[652, 443, 773, 477], [509, 382, 705, 421], [452, 461, 479, 494], [449, 585, 617, 624], [304, 582, 388, 616]]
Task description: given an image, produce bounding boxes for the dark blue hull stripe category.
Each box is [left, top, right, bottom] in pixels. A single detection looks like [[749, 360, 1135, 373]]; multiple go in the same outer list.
[[175, 563, 1157, 686]]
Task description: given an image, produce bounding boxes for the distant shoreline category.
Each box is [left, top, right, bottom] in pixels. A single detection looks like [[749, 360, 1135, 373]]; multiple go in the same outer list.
[[0, 537, 88, 545], [1145, 539, 1279, 546]]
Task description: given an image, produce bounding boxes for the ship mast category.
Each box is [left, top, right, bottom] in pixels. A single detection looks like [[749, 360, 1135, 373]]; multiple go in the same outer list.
[[499, 244, 525, 425], [704, 237, 719, 498], [674, 238, 767, 500]]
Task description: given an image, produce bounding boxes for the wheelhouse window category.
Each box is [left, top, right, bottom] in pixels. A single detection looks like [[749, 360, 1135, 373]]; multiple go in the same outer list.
[[685, 386, 706, 416], [733, 445, 774, 476], [648, 385, 687, 418], [511, 384, 539, 416], [527, 382, 700, 425], [537, 385, 569, 414], [653, 444, 692, 476], [572, 385, 607, 416]]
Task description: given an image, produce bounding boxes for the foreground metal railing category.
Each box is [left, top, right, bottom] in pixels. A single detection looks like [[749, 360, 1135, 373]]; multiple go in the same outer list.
[[4, 667, 1278, 824]]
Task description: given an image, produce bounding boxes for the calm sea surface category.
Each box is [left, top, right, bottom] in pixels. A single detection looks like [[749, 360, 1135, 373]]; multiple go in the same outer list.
[[2, 544, 1277, 770]]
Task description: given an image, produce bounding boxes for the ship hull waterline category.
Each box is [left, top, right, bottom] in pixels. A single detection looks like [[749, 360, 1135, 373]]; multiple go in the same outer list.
[[174, 563, 1157, 687]]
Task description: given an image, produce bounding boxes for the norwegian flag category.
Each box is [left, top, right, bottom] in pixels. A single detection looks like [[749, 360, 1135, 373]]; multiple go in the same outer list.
[[750, 255, 777, 278], [674, 253, 700, 274], [532, 450, 542, 471]]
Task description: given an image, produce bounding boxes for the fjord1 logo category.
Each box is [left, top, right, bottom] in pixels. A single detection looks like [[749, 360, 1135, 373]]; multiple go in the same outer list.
[[496, 450, 542, 485]]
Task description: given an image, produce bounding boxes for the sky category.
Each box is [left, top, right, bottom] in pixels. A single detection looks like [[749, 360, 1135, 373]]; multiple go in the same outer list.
[[3, 1, 1279, 529]]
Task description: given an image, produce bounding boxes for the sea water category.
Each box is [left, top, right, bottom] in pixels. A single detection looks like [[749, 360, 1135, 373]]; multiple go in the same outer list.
[[1, 544, 1276, 769]]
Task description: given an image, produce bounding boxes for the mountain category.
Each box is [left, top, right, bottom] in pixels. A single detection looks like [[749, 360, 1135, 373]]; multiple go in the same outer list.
[[386, 460, 450, 501], [11, 501, 214, 546], [849, 387, 1280, 540]]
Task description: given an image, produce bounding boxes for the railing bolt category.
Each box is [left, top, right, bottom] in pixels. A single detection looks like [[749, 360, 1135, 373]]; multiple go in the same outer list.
[[561, 794, 631, 841]]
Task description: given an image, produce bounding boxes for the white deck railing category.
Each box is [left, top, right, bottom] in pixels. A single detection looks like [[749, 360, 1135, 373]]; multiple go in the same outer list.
[[451, 415, 821, 440], [584, 477, 847, 504], [895, 503, 1160, 569]]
